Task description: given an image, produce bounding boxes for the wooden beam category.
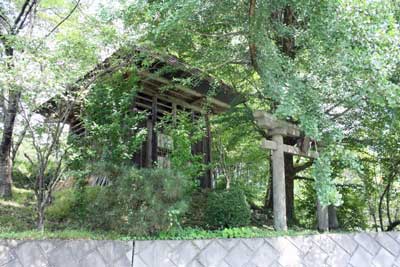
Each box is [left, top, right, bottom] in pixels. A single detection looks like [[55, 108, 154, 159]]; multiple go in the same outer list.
[[139, 71, 231, 112], [141, 81, 204, 113]]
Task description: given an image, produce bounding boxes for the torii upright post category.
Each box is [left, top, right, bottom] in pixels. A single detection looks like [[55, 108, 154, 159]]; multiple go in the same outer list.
[[270, 128, 287, 231], [254, 111, 321, 231]]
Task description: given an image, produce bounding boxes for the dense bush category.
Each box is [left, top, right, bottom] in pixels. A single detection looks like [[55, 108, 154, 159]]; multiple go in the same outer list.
[[46, 186, 105, 229], [182, 190, 209, 228], [205, 189, 251, 229], [114, 168, 191, 235], [46, 167, 191, 235]]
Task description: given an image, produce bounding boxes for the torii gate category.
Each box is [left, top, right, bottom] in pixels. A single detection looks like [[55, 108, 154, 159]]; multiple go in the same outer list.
[[254, 111, 328, 231]]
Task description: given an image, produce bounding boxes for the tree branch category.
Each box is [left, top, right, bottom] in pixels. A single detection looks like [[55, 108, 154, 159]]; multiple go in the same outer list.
[[0, 13, 11, 30], [43, 0, 81, 39], [12, 0, 31, 32], [293, 160, 314, 173], [248, 0, 259, 73], [14, 0, 37, 33], [196, 30, 245, 38], [294, 176, 364, 189]]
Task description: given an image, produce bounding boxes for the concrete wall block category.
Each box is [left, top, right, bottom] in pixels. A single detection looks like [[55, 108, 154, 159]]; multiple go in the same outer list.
[[1, 232, 400, 266]]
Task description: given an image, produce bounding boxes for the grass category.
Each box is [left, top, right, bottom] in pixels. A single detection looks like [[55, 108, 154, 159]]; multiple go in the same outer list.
[[0, 227, 319, 241], [0, 187, 36, 232], [0, 229, 125, 240]]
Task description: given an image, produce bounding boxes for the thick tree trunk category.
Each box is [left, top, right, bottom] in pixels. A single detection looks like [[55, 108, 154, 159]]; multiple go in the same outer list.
[[328, 205, 339, 230], [264, 155, 273, 212], [284, 153, 295, 225], [0, 90, 20, 198], [317, 199, 329, 232], [0, 153, 12, 198]]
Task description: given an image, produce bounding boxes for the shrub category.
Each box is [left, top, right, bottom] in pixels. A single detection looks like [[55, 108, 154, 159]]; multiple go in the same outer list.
[[205, 189, 251, 229], [182, 190, 209, 228], [46, 166, 191, 235], [114, 168, 190, 235], [46, 187, 104, 229]]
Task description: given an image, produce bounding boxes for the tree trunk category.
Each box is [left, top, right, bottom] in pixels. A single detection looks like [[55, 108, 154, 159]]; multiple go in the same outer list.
[[284, 153, 295, 225], [328, 205, 339, 230], [0, 90, 20, 198], [36, 173, 45, 232], [264, 155, 273, 212], [378, 177, 392, 231], [387, 220, 400, 232], [317, 199, 329, 232], [37, 204, 45, 232]]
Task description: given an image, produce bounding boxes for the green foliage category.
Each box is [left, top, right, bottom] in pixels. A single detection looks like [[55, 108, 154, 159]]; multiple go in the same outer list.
[[115, 168, 191, 235], [5, 0, 400, 233], [295, 181, 317, 229], [46, 186, 102, 229], [295, 181, 368, 231], [312, 153, 342, 206], [212, 107, 269, 205], [71, 68, 147, 167], [0, 229, 124, 241], [47, 166, 191, 236], [159, 111, 205, 179], [119, 0, 400, 209], [336, 187, 368, 231], [205, 189, 251, 229], [0, 227, 318, 241], [182, 190, 209, 228], [155, 227, 316, 240]]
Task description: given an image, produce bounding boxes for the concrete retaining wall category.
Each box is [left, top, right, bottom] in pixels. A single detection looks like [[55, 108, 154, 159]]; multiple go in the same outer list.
[[1, 232, 399, 266]]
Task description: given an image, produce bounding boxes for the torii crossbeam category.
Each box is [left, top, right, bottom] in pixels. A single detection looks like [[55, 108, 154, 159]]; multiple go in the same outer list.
[[254, 111, 320, 231]]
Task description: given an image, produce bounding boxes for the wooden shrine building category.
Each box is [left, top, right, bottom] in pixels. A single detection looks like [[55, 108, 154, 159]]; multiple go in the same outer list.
[[40, 47, 241, 188]]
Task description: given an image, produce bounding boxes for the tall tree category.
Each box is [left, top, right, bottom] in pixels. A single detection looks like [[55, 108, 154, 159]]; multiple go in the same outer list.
[[119, 0, 400, 209], [0, 0, 106, 198], [0, 0, 40, 197]]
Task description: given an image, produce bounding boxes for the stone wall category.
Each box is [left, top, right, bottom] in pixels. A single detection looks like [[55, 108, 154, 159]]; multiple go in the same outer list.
[[1, 232, 400, 267]]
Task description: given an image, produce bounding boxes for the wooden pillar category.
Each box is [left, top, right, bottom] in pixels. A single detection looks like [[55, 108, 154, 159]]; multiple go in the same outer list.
[[151, 96, 158, 165], [203, 113, 213, 189], [172, 103, 177, 126], [145, 119, 153, 167], [271, 131, 287, 231], [317, 199, 329, 232]]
